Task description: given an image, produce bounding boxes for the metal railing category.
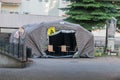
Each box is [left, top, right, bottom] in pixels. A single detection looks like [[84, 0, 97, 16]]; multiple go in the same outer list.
[[0, 27, 26, 61], [0, 40, 25, 61]]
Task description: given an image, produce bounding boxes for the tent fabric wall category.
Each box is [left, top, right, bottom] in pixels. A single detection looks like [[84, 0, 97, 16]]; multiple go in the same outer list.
[[10, 21, 94, 58]]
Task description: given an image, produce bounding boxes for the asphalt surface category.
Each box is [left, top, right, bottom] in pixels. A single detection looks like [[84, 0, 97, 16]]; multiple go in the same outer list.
[[0, 56, 120, 80]]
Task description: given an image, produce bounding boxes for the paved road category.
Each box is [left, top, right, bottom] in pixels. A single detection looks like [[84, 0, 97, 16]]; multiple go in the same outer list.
[[0, 56, 120, 80]]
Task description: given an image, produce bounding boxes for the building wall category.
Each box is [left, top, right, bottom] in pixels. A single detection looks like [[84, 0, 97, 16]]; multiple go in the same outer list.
[[0, 0, 70, 16], [0, 14, 64, 27], [1, 5, 19, 13], [48, 0, 59, 16], [0, 2, 1, 11], [0, 0, 21, 4], [58, 0, 70, 16], [19, 0, 50, 15], [0, 14, 64, 33]]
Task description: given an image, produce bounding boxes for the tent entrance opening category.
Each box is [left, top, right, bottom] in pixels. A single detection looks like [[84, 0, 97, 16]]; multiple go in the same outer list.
[[47, 30, 77, 56]]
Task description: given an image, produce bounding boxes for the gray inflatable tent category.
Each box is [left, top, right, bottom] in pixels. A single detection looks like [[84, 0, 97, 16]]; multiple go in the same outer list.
[[10, 21, 94, 58]]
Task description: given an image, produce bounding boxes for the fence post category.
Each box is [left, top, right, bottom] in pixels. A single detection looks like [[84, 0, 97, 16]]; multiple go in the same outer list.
[[0, 27, 1, 33], [21, 44, 23, 61]]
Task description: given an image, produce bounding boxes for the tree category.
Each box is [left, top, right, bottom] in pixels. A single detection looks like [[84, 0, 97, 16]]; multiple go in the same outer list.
[[64, 0, 120, 30], [114, 2, 120, 30]]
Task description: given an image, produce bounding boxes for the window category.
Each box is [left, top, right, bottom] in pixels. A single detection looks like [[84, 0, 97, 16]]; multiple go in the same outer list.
[[62, 0, 69, 2], [62, 0, 70, 4], [44, 0, 48, 2], [39, 0, 42, 2]]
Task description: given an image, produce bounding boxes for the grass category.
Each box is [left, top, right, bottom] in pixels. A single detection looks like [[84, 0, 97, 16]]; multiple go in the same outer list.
[[94, 52, 103, 57]]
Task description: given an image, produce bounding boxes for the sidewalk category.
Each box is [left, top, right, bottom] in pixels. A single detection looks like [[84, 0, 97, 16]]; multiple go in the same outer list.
[[0, 56, 120, 80]]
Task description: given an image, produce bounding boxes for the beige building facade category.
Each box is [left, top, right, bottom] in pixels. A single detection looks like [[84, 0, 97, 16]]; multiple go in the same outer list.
[[0, 0, 70, 16]]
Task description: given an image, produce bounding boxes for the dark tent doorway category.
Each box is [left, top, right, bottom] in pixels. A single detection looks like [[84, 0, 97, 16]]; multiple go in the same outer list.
[[47, 30, 77, 56]]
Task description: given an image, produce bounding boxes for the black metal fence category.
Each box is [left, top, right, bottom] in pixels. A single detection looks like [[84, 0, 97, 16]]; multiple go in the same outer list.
[[0, 27, 26, 61], [0, 40, 25, 61]]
